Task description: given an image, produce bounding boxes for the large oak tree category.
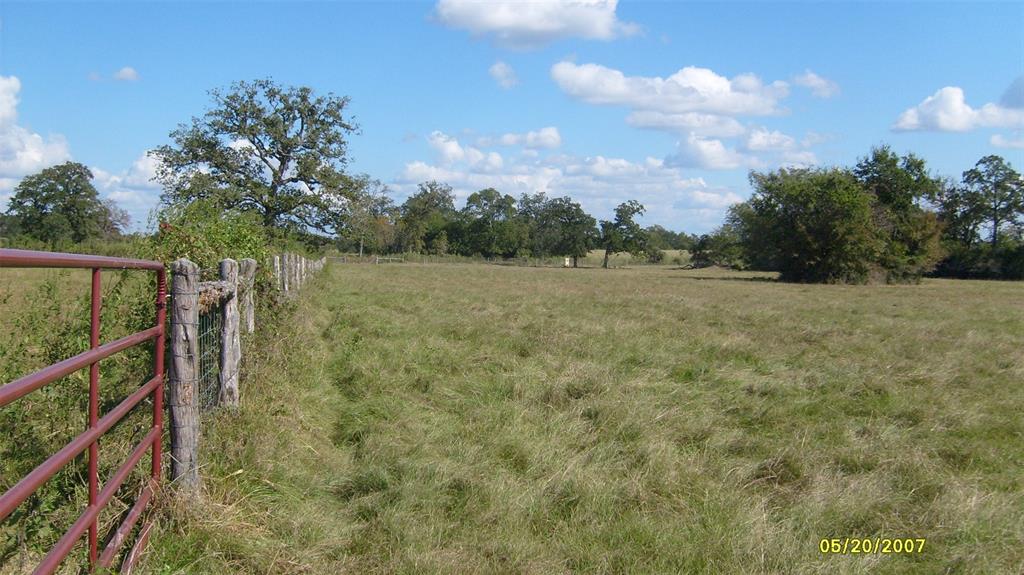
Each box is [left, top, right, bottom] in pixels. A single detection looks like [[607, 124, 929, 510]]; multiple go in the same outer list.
[[152, 79, 362, 234], [4, 162, 128, 244]]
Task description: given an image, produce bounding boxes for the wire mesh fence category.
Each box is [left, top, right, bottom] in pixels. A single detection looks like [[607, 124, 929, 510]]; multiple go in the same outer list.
[[197, 306, 222, 412]]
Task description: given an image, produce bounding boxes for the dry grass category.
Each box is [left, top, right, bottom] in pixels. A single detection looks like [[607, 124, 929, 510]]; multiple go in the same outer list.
[[109, 264, 1024, 573]]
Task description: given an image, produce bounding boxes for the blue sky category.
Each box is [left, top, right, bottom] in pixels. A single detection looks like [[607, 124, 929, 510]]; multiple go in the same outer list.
[[1, 0, 1022, 233]]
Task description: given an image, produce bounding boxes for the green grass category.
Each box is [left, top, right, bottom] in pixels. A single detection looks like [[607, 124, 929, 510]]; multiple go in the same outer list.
[[134, 264, 1020, 573]]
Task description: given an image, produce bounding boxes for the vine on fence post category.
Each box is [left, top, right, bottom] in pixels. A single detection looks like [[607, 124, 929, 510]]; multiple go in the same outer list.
[[169, 258, 201, 495]]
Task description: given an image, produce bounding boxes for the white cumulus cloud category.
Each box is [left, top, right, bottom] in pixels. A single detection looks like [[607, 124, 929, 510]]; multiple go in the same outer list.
[[626, 111, 747, 138], [0, 76, 73, 203], [991, 134, 1024, 149], [551, 61, 789, 116], [547, 61, 838, 169], [745, 127, 797, 152], [489, 61, 519, 89], [427, 131, 504, 171], [435, 0, 638, 48], [893, 85, 1024, 132], [482, 126, 562, 149], [113, 66, 139, 81], [90, 151, 164, 229], [663, 127, 817, 171], [396, 131, 738, 232], [793, 70, 839, 98], [666, 134, 757, 171]]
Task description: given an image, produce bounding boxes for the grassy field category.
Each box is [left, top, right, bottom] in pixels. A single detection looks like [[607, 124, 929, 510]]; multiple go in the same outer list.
[[139, 263, 1022, 574]]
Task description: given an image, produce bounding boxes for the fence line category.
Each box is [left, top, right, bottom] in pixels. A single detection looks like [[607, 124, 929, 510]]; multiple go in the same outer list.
[[167, 252, 326, 498]]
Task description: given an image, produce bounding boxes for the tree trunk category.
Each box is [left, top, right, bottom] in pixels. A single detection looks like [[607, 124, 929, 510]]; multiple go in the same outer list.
[[602, 249, 611, 269]]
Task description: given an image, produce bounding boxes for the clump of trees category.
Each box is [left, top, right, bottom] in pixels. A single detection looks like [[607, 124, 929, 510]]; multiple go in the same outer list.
[[932, 155, 1024, 278], [0, 78, 664, 268], [694, 147, 1022, 283], [388, 183, 616, 265], [2, 162, 129, 245], [599, 200, 647, 268], [5, 77, 1019, 285]]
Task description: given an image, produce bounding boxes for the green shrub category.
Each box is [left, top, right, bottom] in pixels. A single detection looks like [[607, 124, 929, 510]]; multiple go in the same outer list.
[[644, 245, 665, 264], [149, 199, 269, 270], [742, 168, 881, 283]]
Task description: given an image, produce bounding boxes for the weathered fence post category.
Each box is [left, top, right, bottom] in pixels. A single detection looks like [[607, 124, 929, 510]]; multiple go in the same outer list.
[[219, 259, 241, 407], [169, 258, 201, 494], [282, 253, 290, 294], [272, 254, 281, 291], [240, 258, 257, 334]]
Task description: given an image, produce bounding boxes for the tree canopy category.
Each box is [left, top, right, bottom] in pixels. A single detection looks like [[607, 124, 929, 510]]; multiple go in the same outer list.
[[742, 168, 880, 283], [961, 155, 1023, 247], [3, 162, 128, 245], [397, 181, 457, 254], [152, 79, 362, 234], [853, 146, 944, 281], [932, 155, 1024, 278], [599, 200, 647, 268]]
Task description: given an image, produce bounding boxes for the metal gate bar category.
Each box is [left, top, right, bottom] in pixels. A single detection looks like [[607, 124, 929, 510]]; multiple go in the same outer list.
[[0, 248, 166, 574]]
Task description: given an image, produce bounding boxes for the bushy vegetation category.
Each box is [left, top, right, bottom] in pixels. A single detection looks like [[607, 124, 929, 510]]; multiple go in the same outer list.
[[931, 155, 1024, 279], [692, 147, 1021, 283], [149, 199, 270, 271]]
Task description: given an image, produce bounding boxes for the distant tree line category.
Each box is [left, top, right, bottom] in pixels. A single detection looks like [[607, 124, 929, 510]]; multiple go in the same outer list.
[[342, 181, 655, 267], [3, 78, 1020, 283], [692, 147, 1023, 282]]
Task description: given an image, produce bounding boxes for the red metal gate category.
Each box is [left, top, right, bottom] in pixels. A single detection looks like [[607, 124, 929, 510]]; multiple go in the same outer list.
[[0, 248, 166, 574]]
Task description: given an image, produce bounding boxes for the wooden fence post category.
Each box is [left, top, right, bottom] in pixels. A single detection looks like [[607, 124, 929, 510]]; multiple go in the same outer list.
[[219, 259, 241, 407], [168, 258, 201, 494], [282, 253, 290, 294], [272, 255, 281, 291], [240, 258, 257, 334]]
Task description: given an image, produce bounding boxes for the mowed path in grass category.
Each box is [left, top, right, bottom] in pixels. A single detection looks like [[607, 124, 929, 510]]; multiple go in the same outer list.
[[150, 263, 1022, 574]]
